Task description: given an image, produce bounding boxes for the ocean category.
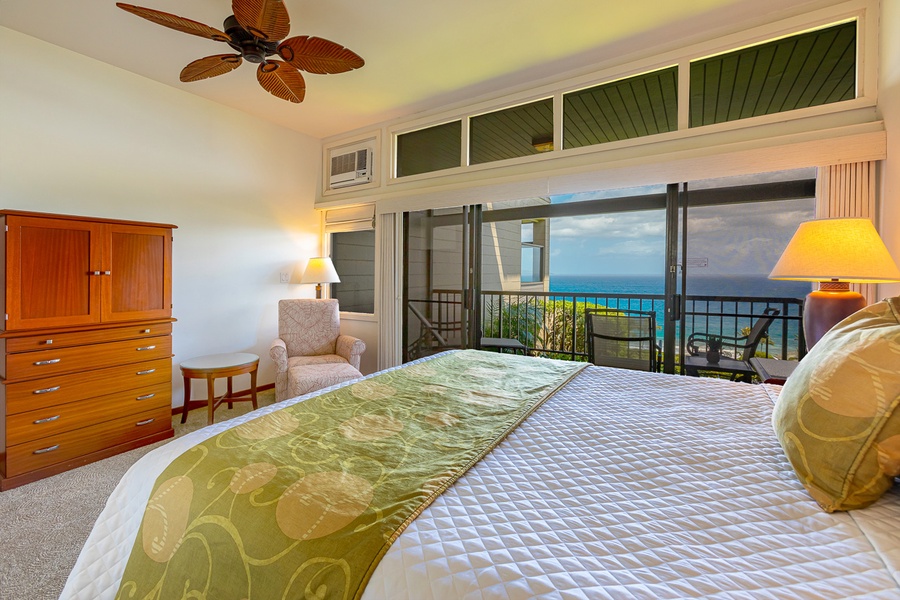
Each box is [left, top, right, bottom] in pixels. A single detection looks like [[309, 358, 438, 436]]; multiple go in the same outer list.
[[549, 274, 810, 356], [550, 274, 811, 299]]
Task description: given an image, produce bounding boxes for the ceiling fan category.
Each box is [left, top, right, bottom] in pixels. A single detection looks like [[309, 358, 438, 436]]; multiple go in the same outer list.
[[115, 0, 364, 103]]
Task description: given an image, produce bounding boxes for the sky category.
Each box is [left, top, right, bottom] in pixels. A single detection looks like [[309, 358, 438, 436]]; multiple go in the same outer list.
[[547, 171, 816, 277]]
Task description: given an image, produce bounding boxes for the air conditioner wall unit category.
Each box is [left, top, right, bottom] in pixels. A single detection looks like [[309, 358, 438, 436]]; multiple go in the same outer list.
[[329, 148, 372, 189]]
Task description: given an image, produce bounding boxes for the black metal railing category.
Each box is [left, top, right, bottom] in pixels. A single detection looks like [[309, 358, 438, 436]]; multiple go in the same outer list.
[[408, 289, 805, 367]]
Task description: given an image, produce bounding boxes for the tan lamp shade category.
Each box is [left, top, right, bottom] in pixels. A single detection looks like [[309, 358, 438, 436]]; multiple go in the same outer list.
[[769, 217, 900, 349], [301, 257, 340, 299], [769, 218, 900, 283]]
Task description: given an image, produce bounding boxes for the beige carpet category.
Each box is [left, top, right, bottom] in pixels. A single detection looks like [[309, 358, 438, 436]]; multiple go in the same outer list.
[[0, 389, 277, 600]]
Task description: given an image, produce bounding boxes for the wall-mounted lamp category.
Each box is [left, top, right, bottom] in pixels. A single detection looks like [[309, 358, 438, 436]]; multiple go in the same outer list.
[[300, 257, 340, 299], [531, 135, 554, 153], [769, 217, 900, 349]]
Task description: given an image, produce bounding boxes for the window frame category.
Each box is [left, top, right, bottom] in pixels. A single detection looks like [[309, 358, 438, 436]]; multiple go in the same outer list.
[[323, 207, 378, 319]]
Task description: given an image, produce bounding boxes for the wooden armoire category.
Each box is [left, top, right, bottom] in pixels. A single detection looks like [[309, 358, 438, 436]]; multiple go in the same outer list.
[[0, 210, 176, 490]]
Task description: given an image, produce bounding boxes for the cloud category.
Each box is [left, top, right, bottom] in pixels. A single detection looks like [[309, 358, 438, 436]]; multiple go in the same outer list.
[[553, 212, 666, 239], [547, 196, 815, 276]]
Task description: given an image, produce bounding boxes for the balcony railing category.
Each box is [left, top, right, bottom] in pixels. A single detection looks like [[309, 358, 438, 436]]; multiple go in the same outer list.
[[409, 289, 805, 367]]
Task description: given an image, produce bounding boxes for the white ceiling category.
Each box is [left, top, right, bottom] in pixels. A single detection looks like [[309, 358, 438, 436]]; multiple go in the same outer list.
[[0, 0, 827, 139]]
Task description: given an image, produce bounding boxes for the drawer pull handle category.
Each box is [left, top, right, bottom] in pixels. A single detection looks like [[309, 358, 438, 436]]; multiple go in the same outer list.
[[33, 445, 60, 455], [103, 270, 112, 276], [136, 368, 156, 375], [33, 386, 61, 395], [33, 415, 61, 424], [136, 345, 156, 351], [34, 358, 61, 366], [136, 393, 156, 401], [44, 339, 53, 345], [141, 329, 151, 334], [91, 270, 101, 276], [136, 418, 155, 426]]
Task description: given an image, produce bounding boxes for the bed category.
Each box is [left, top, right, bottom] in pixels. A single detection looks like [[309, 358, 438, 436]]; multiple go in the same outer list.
[[61, 302, 900, 599]]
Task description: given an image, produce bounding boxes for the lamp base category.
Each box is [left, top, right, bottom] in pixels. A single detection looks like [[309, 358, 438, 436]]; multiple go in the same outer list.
[[804, 284, 866, 350], [315, 284, 323, 299]]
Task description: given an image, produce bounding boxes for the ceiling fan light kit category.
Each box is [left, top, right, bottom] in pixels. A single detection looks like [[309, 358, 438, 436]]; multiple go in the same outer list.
[[115, 0, 364, 103]]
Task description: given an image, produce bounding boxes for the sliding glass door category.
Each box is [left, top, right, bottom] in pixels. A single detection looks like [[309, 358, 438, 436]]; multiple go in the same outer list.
[[402, 206, 482, 362], [399, 168, 814, 370], [677, 172, 816, 367]]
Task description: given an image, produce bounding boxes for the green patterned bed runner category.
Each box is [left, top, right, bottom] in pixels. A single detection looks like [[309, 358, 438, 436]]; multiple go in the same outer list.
[[116, 350, 586, 600]]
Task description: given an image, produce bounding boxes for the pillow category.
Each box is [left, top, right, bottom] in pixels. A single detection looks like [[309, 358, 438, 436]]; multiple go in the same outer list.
[[772, 296, 900, 512]]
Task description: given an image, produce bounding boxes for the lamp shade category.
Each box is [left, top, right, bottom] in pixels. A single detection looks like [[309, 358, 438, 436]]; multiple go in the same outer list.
[[769, 217, 900, 350], [769, 218, 900, 283], [300, 257, 341, 284]]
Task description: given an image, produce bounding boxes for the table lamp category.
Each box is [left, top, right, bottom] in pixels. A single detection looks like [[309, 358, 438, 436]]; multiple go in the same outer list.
[[769, 217, 900, 349], [300, 257, 340, 299]]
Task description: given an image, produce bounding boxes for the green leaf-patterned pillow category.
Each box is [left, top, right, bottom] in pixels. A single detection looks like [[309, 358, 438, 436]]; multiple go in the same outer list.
[[772, 296, 900, 512]]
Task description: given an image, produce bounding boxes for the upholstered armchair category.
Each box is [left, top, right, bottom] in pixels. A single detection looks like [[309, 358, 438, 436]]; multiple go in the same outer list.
[[270, 299, 366, 402]]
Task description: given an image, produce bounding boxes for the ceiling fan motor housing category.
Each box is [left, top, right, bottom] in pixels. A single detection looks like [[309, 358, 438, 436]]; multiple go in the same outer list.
[[223, 15, 277, 63]]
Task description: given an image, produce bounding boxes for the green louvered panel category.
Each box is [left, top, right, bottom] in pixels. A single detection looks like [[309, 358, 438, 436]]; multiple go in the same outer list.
[[563, 66, 678, 149], [690, 21, 856, 127], [469, 98, 554, 165], [396, 121, 462, 178]]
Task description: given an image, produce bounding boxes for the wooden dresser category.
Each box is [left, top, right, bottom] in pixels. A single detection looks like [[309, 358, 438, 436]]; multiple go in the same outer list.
[[0, 210, 176, 490]]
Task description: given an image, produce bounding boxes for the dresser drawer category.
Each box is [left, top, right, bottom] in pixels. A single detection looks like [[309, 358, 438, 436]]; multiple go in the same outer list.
[[5, 405, 172, 477], [5, 335, 171, 381], [5, 322, 173, 353], [6, 382, 171, 446], [5, 357, 172, 414]]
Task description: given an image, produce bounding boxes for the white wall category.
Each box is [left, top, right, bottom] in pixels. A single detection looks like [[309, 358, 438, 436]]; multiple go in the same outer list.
[[878, 0, 900, 298], [0, 27, 328, 406]]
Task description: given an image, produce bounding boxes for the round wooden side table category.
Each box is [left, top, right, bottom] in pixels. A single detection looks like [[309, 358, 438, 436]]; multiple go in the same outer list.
[[180, 352, 259, 425]]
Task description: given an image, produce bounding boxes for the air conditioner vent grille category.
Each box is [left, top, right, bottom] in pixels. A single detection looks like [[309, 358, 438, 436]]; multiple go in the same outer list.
[[329, 148, 372, 188], [331, 152, 358, 176]]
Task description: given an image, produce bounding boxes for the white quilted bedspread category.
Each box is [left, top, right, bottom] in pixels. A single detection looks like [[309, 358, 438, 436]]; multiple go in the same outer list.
[[62, 357, 900, 599]]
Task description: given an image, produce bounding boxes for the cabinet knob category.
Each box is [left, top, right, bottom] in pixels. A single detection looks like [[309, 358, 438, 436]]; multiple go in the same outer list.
[[33, 358, 61, 366], [103, 270, 112, 276], [141, 329, 151, 334], [43, 339, 53, 345]]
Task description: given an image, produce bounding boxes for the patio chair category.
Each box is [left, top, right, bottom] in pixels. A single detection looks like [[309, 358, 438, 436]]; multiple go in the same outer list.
[[585, 308, 660, 372], [683, 307, 780, 382]]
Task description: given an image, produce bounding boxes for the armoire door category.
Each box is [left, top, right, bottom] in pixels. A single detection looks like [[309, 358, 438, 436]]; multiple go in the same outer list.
[[101, 224, 172, 322], [4, 215, 103, 330]]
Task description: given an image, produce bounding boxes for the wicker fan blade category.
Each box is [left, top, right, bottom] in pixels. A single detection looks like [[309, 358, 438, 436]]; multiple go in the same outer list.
[[116, 3, 230, 42], [180, 55, 243, 82], [277, 36, 365, 74], [257, 61, 306, 103], [232, 0, 290, 42]]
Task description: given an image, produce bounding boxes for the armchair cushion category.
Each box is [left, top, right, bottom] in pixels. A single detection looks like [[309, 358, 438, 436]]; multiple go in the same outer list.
[[286, 361, 362, 399]]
